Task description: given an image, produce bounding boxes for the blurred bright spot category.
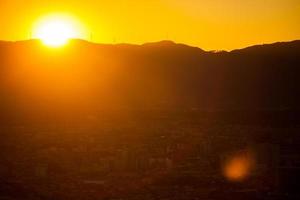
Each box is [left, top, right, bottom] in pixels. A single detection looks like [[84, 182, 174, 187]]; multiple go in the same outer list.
[[33, 13, 88, 47], [223, 151, 254, 182]]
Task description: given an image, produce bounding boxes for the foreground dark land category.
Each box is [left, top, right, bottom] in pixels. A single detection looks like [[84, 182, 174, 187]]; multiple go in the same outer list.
[[0, 40, 300, 199], [1, 111, 300, 200]]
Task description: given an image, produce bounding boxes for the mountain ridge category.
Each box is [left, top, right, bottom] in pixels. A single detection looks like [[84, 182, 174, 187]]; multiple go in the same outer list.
[[0, 39, 300, 123], [1, 39, 299, 53]]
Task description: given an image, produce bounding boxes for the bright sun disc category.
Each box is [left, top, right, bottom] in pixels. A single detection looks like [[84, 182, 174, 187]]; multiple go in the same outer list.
[[33, 14, 86, 47]]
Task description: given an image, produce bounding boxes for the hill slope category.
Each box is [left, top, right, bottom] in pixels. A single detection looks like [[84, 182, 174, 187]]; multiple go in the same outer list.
[[0, 39, 300, 122]]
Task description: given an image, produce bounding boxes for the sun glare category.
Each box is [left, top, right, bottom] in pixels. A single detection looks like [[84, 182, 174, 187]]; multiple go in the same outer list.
[[33, 14, 87, 47]]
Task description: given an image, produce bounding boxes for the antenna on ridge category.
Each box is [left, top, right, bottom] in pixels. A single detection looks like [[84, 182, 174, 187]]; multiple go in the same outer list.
[[28, 31, 32, 40], [90, 32, 93, 42]]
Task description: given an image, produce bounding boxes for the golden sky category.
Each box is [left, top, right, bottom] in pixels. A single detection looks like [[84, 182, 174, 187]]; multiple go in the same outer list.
[[0, 0, 299, 50]]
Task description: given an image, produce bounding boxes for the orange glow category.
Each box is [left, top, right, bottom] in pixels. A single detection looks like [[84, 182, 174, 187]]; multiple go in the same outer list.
[[0, 1, 299, 50], [223, 151, 255, 182]]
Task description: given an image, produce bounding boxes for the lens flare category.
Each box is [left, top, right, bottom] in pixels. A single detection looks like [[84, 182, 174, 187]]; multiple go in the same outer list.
[[223, 151, 255, 182]]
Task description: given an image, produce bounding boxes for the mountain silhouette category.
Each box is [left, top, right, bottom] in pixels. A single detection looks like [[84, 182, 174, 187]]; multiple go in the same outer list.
[[0, 39, 300, 123]]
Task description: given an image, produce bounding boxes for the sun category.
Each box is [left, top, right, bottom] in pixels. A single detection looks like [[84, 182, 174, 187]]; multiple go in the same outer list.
[[33, 14, 87, 47], [35, 20, 75, 47]]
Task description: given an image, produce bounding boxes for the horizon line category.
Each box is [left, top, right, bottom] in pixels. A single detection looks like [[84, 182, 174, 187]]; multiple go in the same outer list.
[[0, 38, 299, 52]]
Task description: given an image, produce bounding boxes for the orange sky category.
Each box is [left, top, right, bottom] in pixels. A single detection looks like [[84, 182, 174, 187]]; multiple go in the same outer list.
[[0, 0, 299, 50]]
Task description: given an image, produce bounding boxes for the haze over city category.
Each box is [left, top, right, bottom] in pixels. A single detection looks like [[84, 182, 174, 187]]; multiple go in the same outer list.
[[0, 1, 300, 200]]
